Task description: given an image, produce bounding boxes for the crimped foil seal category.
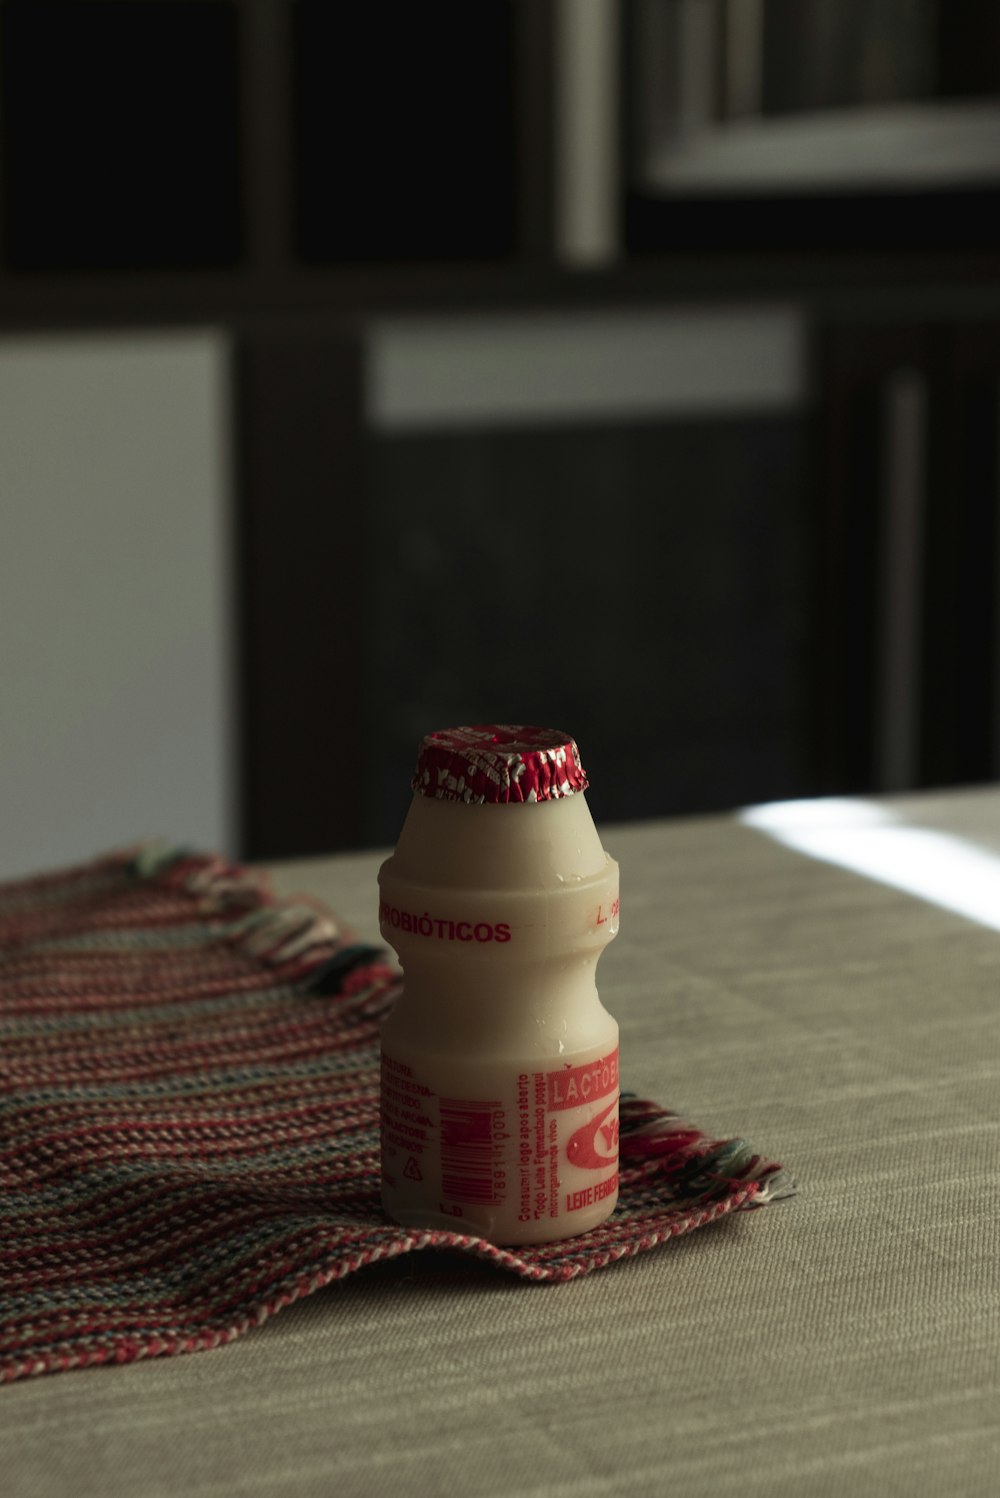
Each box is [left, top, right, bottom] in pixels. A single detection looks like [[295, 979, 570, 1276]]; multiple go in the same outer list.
[[412, 725, 589, 805]]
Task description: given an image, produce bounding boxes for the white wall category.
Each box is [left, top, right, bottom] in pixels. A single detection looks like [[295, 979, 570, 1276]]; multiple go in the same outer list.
[[0, 332, 234, 879], [367, 304, 805, 430]]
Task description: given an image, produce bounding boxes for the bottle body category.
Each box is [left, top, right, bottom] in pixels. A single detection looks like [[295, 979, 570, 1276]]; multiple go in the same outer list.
[[379, 782, 620, 1245]]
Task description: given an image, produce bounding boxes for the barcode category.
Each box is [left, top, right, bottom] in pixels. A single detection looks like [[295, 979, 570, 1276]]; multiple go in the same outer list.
[[440, 1098, 501, 1204]]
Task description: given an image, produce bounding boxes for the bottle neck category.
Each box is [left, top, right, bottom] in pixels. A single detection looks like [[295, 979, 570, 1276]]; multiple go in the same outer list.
[[388, 791, 609, 892], [377, 784, 620, 1055]]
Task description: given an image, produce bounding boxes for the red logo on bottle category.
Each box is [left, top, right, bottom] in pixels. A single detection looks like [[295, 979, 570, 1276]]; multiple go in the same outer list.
[[547, 1048, 619, 1111], [566, 1098, 619, 1170]]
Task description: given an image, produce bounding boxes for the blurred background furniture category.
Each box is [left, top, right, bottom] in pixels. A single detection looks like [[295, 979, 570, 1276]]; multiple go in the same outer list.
[[1, 0, 998, 873]]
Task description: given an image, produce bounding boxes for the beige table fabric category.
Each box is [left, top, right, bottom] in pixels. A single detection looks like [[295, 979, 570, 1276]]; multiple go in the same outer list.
[[5, 788, 1000, 1497]]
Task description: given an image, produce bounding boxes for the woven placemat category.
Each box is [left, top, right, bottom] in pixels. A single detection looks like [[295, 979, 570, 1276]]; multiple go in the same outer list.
[[0, 845, 793, 1383]]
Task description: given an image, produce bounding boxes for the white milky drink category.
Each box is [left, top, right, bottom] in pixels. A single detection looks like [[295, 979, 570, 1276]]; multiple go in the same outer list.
[[378, 725, 620, 1245]]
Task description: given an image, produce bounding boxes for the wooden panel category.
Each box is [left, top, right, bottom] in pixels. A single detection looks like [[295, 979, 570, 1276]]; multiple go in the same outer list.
[[234, 331, 367, 857], [817, 317, 1000, 794], [815, 324, 931, 791], [921, 323, 1000, 783]]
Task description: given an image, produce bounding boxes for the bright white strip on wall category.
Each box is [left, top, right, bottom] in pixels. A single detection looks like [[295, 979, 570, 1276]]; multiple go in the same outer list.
[[367, 306, 804, 431], [741, 798, 1000, 933], [553, 0, 619, 268], [645, 101, 1000, 192], [0, 332, 234, 878]]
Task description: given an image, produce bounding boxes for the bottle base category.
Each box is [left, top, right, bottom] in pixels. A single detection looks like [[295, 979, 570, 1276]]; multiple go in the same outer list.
[[382, 1190, 618, 1247]]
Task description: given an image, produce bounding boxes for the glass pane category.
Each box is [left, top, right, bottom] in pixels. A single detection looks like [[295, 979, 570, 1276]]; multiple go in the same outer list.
[[293, 2, 517, 263], [1, 2, 242, 271]]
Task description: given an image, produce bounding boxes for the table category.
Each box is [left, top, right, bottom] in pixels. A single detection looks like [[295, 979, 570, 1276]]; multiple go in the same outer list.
[[5, 787, 1000, 1497]]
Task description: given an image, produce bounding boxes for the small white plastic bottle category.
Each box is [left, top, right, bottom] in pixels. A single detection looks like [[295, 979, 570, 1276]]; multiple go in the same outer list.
[[378, 725, 620, 1245]]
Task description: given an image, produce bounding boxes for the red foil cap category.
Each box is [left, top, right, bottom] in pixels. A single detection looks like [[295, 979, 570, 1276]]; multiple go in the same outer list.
[[412, 725, 589, 805]]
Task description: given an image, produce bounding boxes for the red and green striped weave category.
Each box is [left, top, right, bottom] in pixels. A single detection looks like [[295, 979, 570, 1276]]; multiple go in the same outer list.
[[0, 845, 791, 1383]]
